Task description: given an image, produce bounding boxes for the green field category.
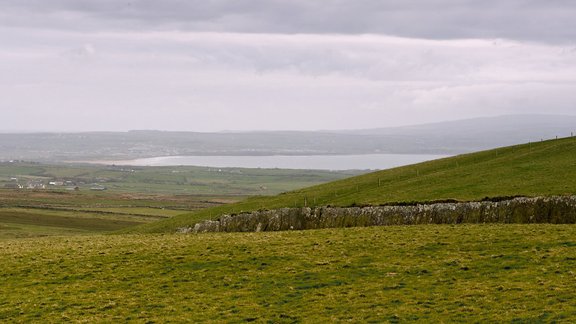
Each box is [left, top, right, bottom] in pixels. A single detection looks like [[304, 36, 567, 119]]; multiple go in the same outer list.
[[1, 224, 575, 322], [135, 136, 576, 233], [0, 164, 362, 238], [0, 162, 364, 195], [0, 189, 230, 239]]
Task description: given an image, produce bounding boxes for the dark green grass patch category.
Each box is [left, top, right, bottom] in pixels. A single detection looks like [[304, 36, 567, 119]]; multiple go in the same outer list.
[[1, 224, 575, 322], [0, 190, 234, 237], [0, 210, 141, 232], [0, 222, 97, 239]]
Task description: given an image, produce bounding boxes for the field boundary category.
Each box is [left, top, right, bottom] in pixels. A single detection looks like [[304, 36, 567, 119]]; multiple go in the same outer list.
[[185, 195, 576, 233]]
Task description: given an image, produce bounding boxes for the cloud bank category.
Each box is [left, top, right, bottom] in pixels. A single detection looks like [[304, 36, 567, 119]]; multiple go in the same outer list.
[[1, 1, 575, 131], [2, 0, 576, 43]]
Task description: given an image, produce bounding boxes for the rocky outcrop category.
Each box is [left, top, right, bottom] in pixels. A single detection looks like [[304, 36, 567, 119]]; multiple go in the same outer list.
[[181, 196, 576, 234]]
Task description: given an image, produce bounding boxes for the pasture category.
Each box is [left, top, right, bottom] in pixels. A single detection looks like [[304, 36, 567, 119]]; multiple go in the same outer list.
[[1, 224, 575, 322]]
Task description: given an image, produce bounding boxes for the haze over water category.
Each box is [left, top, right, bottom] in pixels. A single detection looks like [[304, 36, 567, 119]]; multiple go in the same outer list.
[[97, 154, 449, 170]]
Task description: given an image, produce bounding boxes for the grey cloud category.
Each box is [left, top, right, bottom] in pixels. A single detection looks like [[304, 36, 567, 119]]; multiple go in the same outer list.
[[2, 28, 576, 132], [1, 1, 576, 43], [2, 1, 576, 132]]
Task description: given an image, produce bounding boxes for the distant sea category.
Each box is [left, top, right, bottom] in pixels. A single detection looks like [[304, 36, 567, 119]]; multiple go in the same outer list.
[[93, 154, 450, 170]]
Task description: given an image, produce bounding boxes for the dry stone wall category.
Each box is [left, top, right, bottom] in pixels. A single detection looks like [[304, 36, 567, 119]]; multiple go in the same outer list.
[[182, 196, 576, 234]]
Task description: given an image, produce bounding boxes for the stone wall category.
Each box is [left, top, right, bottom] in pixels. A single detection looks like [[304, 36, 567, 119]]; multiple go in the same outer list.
[[181, 196, 576, 233]]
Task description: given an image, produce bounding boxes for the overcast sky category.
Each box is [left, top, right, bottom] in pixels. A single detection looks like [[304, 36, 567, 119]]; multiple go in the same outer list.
[[1, 0, 576, 132]]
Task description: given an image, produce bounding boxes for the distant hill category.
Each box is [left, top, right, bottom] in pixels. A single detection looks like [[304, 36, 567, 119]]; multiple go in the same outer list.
[[131, 136, 576, 233], [0, 114, 574, 161], [344, 114, 576, 152]]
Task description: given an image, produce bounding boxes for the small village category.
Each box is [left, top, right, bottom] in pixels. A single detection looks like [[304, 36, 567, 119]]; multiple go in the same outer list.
[[2, 177, 107, 191]]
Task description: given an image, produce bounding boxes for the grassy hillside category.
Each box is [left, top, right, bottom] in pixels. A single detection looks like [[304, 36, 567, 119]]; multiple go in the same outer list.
[[2, 224, 575, 322], [135, 137, 576, 233]]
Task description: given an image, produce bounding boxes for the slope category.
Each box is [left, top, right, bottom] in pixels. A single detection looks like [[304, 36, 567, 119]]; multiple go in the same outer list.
[[132, 136, 576, 233]]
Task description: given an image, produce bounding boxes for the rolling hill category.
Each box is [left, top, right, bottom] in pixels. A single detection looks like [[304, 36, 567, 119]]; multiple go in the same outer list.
[[132, 136, 576, 233]]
